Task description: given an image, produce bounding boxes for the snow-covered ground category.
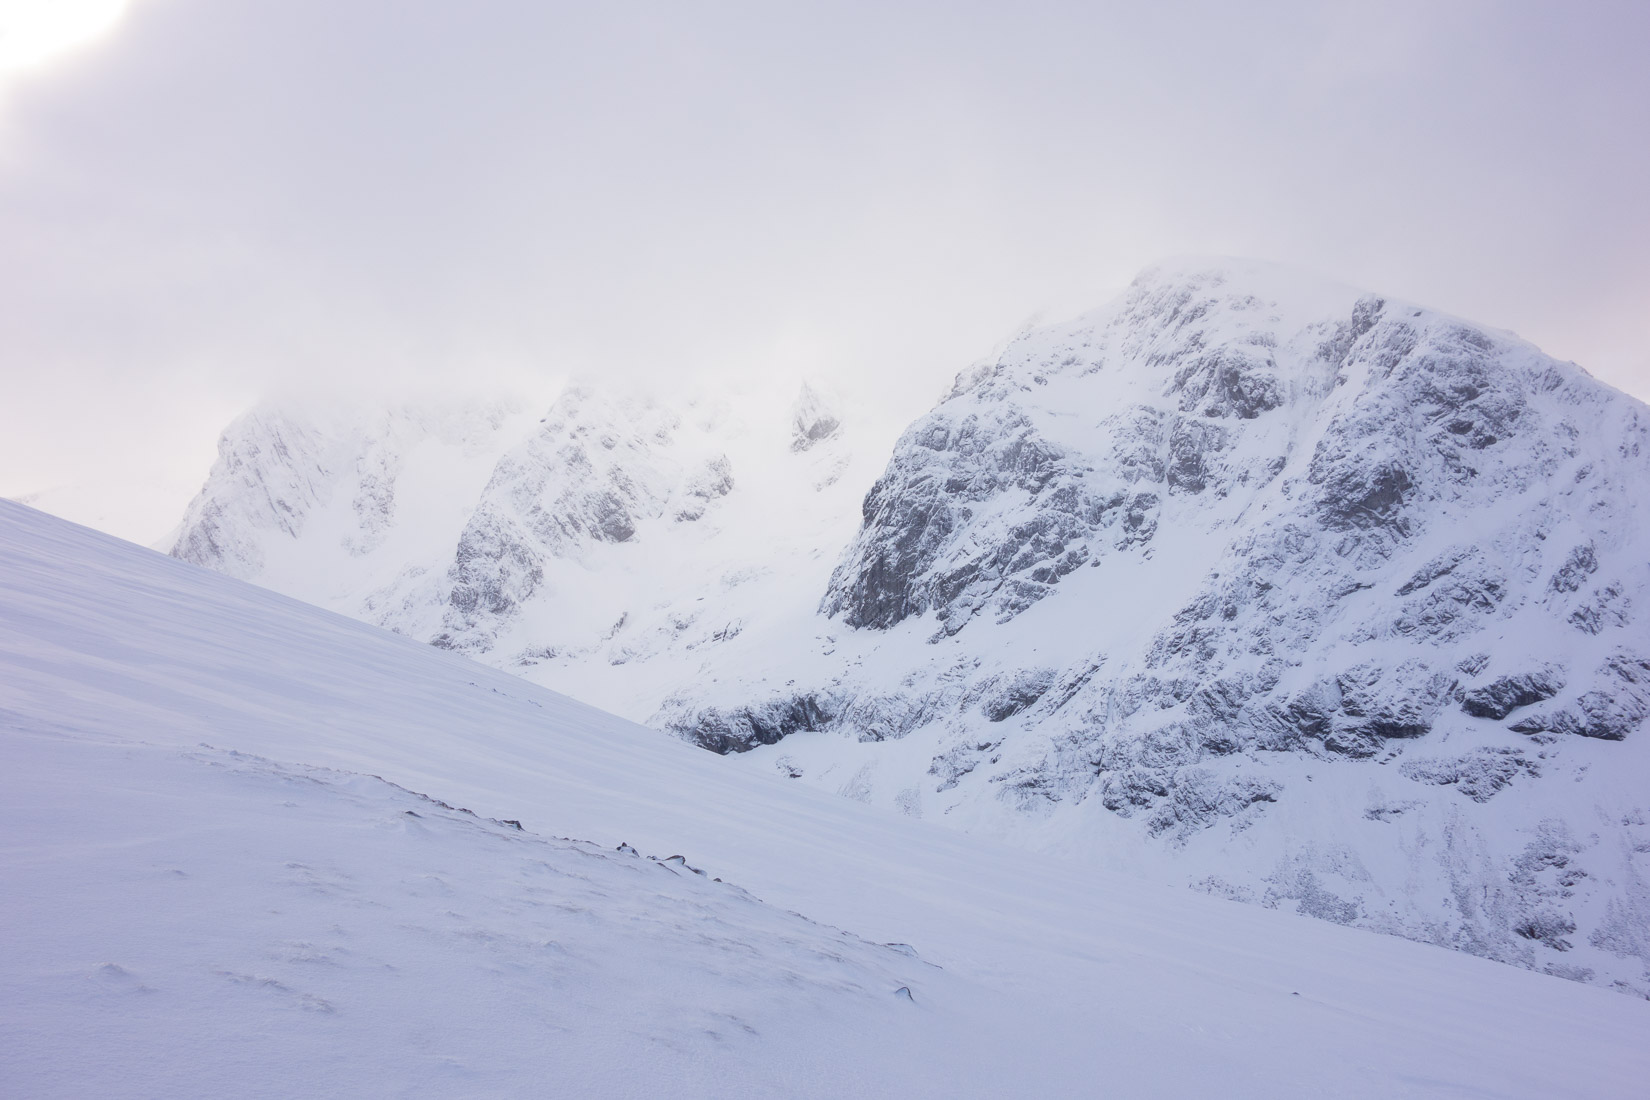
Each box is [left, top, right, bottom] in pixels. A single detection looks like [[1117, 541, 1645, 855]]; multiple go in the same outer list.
[[4, 498, 1648, 1097]]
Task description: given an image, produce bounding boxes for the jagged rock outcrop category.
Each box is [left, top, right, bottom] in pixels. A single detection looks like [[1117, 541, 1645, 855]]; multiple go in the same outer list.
[[1461, 667, 1566, 720]]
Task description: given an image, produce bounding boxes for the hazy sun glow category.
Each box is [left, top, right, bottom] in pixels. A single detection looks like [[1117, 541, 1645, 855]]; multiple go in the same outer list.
[[0, 0, 132, 75]]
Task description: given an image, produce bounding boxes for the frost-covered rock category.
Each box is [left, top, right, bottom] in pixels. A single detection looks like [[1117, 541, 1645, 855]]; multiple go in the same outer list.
[[1399, 747, 1541, 803], [1509, 652, 1650, 741], [1461, 667, 1566, 720]]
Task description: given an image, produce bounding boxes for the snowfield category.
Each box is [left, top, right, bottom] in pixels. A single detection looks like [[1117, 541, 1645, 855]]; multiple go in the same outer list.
[[4, 499, 1649, 1096]]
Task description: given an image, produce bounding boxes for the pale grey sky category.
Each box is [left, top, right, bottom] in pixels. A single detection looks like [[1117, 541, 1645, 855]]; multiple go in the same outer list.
[[2, 0, 1647, 540]]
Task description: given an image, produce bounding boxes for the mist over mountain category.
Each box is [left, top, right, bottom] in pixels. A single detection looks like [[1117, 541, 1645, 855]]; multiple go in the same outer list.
[[170, 259, 1650, 996]]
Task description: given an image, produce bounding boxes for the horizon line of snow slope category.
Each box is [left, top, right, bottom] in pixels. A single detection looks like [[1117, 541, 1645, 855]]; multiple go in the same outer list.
[[661, 257, 1650, 992], [166, 375, 896, 721], [3, 498, 1648, 1097]]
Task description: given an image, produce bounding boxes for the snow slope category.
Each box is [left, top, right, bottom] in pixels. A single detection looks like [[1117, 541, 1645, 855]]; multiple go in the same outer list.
[[6, 499, 1650, 1096]]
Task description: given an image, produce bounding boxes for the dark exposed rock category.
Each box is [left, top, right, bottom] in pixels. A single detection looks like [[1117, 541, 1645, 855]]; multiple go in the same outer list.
[[1330, 661, 1456, 750], [1393, 567, 1507, 640], [674, 693, 837, 754], [980, 668, 1057, 722], [1510, 652, 1650, 741], [1312, 457, 1414, 534], [821, 406, 1102, 632], [1141, 769, 1281, 840], [1269, 875, 1361, 925], [1567, 583, 1631, 635], [1514, 910, 1577, 951], [1399, 748, 1540, 802], [1548, 544, 1598, 594], [791, 382, 843, 452], [1166, 419, 1227, 493], [1462, 668, 1565, 719], [1167, 347, 1285, 420], [928, 738, 1001, 792]]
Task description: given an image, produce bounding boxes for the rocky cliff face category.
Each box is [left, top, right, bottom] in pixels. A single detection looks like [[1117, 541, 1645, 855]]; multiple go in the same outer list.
[[658, 260, 1650, 995]]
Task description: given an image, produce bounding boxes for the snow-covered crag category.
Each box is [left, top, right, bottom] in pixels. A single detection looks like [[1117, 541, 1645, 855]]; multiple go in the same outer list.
[[659, 260, 1650, 995], [169, 397, 535, 585], [169, 379, 887, 719], [170, 260, 1650, 995]]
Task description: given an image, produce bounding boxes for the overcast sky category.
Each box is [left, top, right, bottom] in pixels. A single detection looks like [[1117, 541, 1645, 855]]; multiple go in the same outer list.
[[2, 0, 1648, 541]]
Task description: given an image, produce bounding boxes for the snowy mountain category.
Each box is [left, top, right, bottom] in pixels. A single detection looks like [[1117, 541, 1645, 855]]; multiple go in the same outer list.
[[168, 260, 1650, 995], [6, 498, 1648, 1096], [675, 259, 1650, 993]]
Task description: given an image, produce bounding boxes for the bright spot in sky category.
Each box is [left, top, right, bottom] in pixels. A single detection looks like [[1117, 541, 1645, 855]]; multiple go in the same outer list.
[[0, 0, 132, 75]]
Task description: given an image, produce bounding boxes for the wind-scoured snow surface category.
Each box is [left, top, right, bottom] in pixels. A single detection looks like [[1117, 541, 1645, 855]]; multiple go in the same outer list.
[[6, 500, 1648, 1096]]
